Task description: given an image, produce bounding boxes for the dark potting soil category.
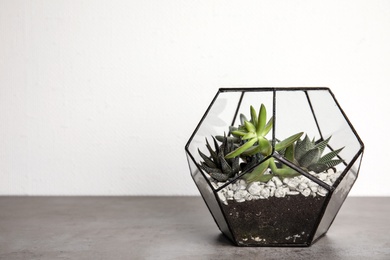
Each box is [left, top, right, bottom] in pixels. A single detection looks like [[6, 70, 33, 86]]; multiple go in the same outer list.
[[221, 195, 327, 246]]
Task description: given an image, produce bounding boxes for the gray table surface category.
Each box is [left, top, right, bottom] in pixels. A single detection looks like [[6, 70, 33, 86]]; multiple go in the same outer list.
[[0, 196, 389, 260]]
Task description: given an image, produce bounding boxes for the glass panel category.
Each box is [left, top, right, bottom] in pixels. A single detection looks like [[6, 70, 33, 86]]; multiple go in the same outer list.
[[274, 89, 320, 141], [306, 90, 362, 167], [231, 90, 274, 130], [313, 153, 362, 242], [186, 91, 242, 165], [188, 155, 234, 241]]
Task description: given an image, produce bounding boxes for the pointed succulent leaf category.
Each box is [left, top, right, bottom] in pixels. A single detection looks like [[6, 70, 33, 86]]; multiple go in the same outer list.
[[261, 117, 273, 136], [215, 135, 224, 142], [241, 145, 262, 157], [314, 136, 331, 156], [231, 130, 248, 137], [274, 168, 300, 179], [212, 136, 220, 154], [307, 163, 328, 173], [244, 120, 256, 133], [256, 104, 267, 136], [198, 149, 217, 168], [246, 172, 274, 183], [225, 138, 257, 159], [295, 135, 314, 160], [324, 159, 344, 168], [221, 135, 228, 154], [250, 105, 258, 127], [318, 147, 344, 163], [205, 143, 218, 164], [298, 148, 321, 168], [210, 172, 229, 182], [294, 138, 304, 160], [302, 135, 315, 150], [200, 162, 222, 174], [284, 143, 295, 162], [242, 132, 256, 140], [232, 157, 240, 175], [278, 147, 286, 157], [240, 114, 248, 125], [269, 158, 300, 178], [208, 137, 220, 156], [258, 136, 272, 156], [244, 159, 272, 183], [275, 132, 303, 151], [219, 155, 232, 175]]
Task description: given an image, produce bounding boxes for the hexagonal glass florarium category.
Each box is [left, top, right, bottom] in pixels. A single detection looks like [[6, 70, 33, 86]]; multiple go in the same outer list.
[[185, 87, 364, 247]]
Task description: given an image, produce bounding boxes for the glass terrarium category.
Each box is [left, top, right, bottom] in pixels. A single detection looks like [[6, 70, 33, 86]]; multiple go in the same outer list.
[[185, 87, 364, 247]]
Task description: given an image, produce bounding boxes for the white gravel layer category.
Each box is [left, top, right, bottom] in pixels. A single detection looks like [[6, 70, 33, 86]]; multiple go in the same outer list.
[[212, 169, 341, 205]]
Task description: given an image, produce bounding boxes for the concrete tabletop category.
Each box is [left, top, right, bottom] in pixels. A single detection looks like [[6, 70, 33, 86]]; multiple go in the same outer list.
[[0, 196, 389, 260]]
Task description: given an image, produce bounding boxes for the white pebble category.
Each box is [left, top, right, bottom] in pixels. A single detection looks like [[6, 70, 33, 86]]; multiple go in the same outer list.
[[218, 192, 226, 202], [318, 187, 328, 196], [234, 190, 246, 202], [287, 179, 299, 191], [273, 177, 283, 187], [252, 195, 261, 200], [329, 174, 339, 183], [247, 182, 261, 195], [226, 190, 234, 200], [238, 179, 247, 190], [318, 173, 327, 181], [266, 180, 276, 188], [275, 187, 286, 198], [269, 187, 276, 197], [245, 194, 253, 201], [298, 182, 308, 191], [301, 188, 311, 197], [260, 188, 270, 199]]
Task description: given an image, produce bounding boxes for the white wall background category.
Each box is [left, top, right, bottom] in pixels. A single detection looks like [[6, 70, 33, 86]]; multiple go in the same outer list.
[[0, 0, 389, 196]]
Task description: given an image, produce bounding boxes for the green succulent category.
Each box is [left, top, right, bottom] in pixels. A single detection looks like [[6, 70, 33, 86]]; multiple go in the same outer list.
[[225, 104, 303, 159], [253, 135, 344, 183], [244, 146, 302, 183], [198, 135, 240, 182], [197, 103, 344, 185], [294, 135, 344, 173], [221, 104, 303, 183]]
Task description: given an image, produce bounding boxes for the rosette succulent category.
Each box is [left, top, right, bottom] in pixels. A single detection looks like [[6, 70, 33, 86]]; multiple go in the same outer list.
[[198, 135, 240, 182], [294, 135, 344, 173]]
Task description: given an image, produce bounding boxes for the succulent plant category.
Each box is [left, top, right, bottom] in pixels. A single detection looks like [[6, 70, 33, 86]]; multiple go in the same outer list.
[[225, 104, 303, 159], [198, 135, 240, 182], [220, 104, 303, 183], [198, 104, 344, 184], [294, 135, 344, 173]]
